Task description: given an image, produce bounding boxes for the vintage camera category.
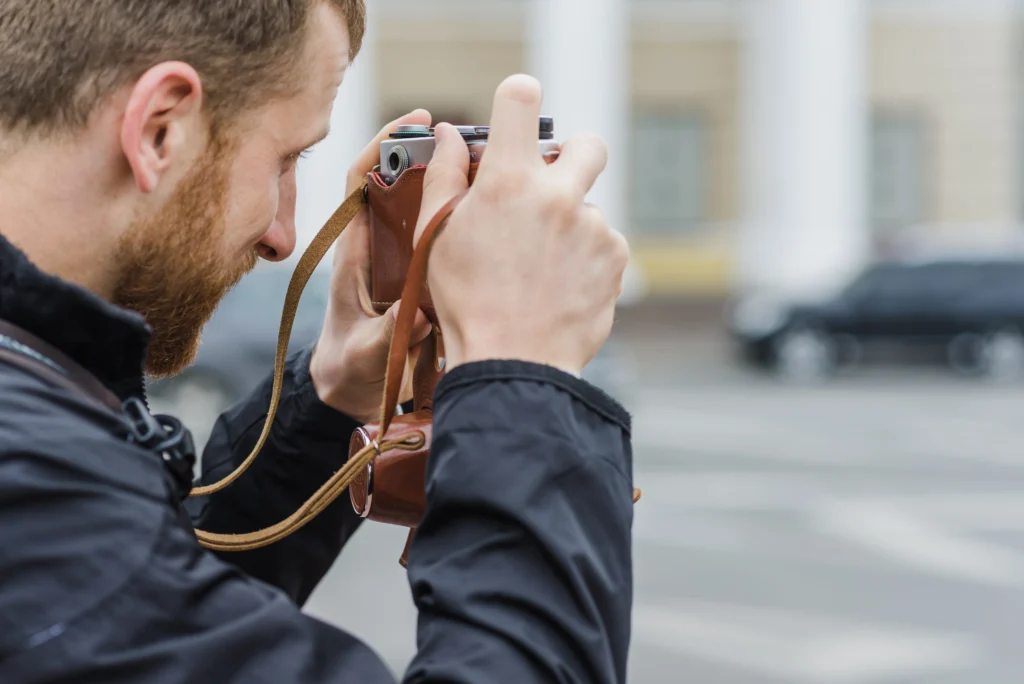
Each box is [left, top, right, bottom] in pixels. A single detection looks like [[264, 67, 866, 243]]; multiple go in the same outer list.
[[351, 116, 560, 565], [378, 116, 560, 185], [364, 115, 560, 318]]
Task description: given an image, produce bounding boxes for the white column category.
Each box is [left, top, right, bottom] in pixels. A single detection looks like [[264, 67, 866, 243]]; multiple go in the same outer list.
[[293, 3, 378, 264], [527, 0, 647, 304], [738, 0, 869, 300]]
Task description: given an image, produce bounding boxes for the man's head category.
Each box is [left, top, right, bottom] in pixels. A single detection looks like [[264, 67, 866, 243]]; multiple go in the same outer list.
[[0, 0, 365, 377]]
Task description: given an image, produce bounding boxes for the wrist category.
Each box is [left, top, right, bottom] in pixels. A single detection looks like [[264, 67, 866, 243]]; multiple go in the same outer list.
[[308, 340, 377, 424], [445, 335, 583, 378], [450, 356, 581, 379]]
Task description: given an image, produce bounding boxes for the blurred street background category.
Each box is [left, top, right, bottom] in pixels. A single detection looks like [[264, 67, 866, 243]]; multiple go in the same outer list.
[[147, 0, 1024, 681], [304, 307, 1024, 683]]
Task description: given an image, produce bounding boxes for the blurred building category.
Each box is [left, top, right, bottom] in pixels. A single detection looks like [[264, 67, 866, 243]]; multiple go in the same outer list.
[[296, 0, 1024, 302]]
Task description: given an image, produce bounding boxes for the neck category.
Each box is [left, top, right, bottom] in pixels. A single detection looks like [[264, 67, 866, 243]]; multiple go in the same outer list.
[[0, 135, 124, 300]]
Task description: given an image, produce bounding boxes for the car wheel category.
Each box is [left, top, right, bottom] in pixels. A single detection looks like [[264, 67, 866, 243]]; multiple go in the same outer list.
[[981, 327, 1024, 382], [146, 372, 234, 460], [832, 333, 863, 370], [772, 327, 835, 383], [947, 332, 986, 376]]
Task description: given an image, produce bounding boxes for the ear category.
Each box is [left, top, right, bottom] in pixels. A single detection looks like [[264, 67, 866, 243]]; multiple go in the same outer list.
[[120, 61, 204, 194]]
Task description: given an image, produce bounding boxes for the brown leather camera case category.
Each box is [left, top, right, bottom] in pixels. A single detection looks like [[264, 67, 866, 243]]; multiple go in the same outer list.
[[352, 166, 452, 565], [367, 163, 486, 316], [368, 166, 435, 318]]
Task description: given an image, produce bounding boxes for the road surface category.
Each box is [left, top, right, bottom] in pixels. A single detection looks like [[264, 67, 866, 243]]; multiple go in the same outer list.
[[304, 343, 1024, 683]]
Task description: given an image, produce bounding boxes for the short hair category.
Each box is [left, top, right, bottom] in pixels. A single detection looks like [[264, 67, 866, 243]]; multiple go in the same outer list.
[[0, 0, 366, 137]]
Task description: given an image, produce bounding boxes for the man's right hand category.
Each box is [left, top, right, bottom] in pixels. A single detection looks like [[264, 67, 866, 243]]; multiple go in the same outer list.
[[416, 74, 629, 377]]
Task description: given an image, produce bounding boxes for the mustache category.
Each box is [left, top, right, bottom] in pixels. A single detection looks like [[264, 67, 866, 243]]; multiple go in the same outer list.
[[234, 248, 260, 284]]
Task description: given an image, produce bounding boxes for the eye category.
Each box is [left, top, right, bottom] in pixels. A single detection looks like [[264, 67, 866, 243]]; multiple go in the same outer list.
[[282, 148, 312, 171]]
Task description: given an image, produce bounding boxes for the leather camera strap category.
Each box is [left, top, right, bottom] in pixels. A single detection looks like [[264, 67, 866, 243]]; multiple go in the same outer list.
[[191, 181, 641, 553], [191, 185, 469, 551], [190, 183, 369, 499]]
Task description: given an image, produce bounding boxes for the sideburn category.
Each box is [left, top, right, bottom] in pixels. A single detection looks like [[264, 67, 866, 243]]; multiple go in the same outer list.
[[113, 139, 258, 379]]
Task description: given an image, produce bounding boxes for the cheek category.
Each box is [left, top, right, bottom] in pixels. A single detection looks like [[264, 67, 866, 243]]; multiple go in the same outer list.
[[256, 177, 281, 237], [277, 166, 297, 225], [223, 165, 281, 248]]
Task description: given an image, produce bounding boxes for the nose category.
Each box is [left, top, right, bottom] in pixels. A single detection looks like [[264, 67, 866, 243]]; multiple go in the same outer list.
[[257, 167, 298, 262]]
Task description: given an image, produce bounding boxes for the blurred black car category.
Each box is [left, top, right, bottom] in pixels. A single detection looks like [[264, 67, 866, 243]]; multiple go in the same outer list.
[[727, 258, 1024, 381]]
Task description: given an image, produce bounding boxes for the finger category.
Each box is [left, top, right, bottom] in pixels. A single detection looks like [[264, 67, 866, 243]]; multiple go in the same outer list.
[[482, 74, 544, 169], [552, 133, 608, 199], [394, 301, 433, 347], [329, 206, 373, 313], [410, 308, 432, 346], [583, 202, 629, 256], [609, 227, 631, 296], [581, 203, 630, 296], [415, 123, 470, 246], [346, 108, 432, 190], [380, 302, 433, 351]]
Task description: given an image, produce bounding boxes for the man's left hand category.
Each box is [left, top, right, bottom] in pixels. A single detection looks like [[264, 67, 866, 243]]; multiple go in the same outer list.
[[309, 110, 434, 424]]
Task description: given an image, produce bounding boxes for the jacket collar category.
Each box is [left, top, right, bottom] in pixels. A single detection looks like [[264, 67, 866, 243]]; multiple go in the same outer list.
[[0, 233, 151, 402]]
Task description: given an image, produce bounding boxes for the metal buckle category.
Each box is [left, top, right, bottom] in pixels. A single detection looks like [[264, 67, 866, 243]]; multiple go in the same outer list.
[[122, 397, 196, 500], [360, 460, 375, 519]]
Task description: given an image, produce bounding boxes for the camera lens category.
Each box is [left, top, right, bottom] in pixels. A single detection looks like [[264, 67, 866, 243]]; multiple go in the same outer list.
[[387, 145, 410, 176]]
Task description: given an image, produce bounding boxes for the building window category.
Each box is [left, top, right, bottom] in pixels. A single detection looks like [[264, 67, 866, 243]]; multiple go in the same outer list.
[[870, 113, 927, 235], [630, 113, 707, 236]]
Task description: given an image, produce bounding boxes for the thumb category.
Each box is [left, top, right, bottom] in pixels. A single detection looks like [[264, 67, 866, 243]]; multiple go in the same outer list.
[[376, 301, 433, 354], [415, 123, 470, 247]]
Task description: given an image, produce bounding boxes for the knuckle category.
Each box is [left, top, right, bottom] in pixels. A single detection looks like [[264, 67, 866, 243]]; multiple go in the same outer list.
[[571, 132, 608, 155], [543, 180, 579, 217], [609, 229, 630, 264], [474, 174, 510, 202], [479, 165, 530, 200], [502, 163, 532, 187], [584, 203, 606, 226], [564, 133, 609, 171]]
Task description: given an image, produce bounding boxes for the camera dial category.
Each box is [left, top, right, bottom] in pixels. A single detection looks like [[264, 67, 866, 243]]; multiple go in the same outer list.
[[390, 125, 432, 140]]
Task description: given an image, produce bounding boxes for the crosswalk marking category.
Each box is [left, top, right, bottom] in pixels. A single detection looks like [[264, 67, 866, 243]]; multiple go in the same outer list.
[[813, 501, 1024, 587], [633, 599, 984, 683], [633, 471, 1024, 586], [629, 387, 1024, 468]]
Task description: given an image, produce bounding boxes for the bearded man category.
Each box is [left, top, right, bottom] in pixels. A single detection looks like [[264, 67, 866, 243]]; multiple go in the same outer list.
[[0, 1, 635, 682]]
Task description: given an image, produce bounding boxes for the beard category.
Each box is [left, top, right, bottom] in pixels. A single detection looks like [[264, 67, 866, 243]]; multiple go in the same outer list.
[[112, 138, 259, 379]]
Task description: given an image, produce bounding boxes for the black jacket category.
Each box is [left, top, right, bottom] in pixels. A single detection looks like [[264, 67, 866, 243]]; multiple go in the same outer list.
[[0, 234, 635, 683]]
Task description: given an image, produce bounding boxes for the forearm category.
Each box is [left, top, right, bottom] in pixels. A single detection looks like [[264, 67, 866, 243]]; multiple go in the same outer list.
[[185, 344, 365, 605], [404, 361, 634, 684]]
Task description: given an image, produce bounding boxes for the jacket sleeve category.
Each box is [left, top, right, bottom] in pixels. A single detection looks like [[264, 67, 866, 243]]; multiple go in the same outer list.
[[403, 361, 635, 684], [184, 344, 365, 605]]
